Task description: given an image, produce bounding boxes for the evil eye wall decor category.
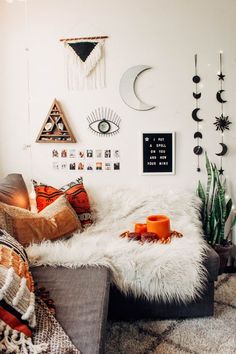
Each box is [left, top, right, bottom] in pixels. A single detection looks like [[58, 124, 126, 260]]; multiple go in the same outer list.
[[87, 107, 121, 136]]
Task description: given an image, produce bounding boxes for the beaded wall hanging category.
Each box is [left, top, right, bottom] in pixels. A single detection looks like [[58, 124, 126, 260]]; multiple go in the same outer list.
[[192, 54, 203, 172], [214, 52, 231, 175]]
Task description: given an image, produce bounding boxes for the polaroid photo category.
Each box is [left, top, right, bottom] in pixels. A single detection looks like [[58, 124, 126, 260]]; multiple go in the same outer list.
[[61, 149, 67, 158], [114, 162, 120, 170], [96, 162, 103, 170], [78, 162, 85, 170], [87, 164, 93, 171], [87, 149, 93, 158], [52, 149, 59, 158], [53, 161, 59, 170], [61, 162, 67, 170], [69, 162, 76, 170], [105, 163, 111, 170], [95, 149, 102, 158], [104, 149, 111, 158], [78, 150, 85, 158], [69, 149, 76, 158], [114, 149, 120, 158]]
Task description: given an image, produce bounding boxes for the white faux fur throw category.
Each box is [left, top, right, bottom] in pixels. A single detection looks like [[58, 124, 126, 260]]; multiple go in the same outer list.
[[27, 188, 209, 303]]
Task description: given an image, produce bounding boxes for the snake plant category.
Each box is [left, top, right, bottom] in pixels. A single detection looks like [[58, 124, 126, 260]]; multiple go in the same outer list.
[[197, 153, 236, 246]]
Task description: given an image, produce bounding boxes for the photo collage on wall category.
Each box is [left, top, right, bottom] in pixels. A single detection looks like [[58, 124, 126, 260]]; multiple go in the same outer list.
[[52, 148, 120, 171]]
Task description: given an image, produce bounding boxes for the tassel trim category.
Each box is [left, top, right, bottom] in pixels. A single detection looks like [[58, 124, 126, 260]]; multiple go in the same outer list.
[[0, 320, 48, 353], [0, 268, 14, 300]]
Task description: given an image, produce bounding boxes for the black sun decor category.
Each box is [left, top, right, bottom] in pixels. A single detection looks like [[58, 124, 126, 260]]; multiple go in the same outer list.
[[214, 114, 232, 133]]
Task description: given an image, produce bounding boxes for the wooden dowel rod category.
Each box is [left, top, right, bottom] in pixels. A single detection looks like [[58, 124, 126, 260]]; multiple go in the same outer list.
[[60, 36, 108, 42]]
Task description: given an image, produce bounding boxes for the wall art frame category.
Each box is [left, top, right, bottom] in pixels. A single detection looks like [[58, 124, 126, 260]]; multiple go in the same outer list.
[[141, 132, 175, 175]]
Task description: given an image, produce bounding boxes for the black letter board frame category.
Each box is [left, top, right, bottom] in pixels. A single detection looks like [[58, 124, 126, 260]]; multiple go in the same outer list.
[[141, 132, 175, 175]]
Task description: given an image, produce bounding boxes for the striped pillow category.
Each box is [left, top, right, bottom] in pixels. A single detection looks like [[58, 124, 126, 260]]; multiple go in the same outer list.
[[0, 229, 46, 353], [33, 177, 93, 228]]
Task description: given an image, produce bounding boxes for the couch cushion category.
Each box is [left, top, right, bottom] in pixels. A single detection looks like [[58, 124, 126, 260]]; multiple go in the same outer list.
[[31, 266, 110, 354], [203, 246, 220, 281]]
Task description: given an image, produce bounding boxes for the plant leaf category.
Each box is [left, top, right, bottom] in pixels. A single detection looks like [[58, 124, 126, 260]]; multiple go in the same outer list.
[[225, 199, 232, 221]]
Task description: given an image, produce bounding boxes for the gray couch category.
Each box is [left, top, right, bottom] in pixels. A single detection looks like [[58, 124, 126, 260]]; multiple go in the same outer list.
[[31, 266, 110, 354], [31, 248, 219, 354]]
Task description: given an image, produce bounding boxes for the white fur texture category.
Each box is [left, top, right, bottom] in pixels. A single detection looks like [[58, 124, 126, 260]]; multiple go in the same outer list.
[[27, 188, 209, 303]]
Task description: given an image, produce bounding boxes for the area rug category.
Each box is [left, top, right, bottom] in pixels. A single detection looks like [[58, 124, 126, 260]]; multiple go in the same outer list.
[[105, 274, 236, 354]]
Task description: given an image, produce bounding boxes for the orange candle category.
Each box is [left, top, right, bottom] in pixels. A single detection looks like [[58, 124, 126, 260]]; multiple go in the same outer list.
[[134, 223, 147, 234], [146, 215, 171, 239]]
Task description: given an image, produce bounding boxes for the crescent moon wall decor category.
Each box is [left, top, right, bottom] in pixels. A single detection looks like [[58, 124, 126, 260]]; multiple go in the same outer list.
[[216, 143, 228, 156], [192, 54, 203, 172], [119, 65, 155, 111], [216, 90, 227, 103], [214, 52, 231, 175], [194, 131, 202, 139], [192, 108, 203, 122], [193, 92, 201, 99]]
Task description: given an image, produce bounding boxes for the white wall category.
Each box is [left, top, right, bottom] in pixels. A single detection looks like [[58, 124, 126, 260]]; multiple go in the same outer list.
[[0, 0, 235, 201]]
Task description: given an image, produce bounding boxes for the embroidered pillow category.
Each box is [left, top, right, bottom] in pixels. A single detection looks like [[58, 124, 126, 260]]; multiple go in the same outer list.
[[0, 229, 47, 353], [0, 195, 81, 247], [33, 177, 93, 227], [0, 174, 30, 210]]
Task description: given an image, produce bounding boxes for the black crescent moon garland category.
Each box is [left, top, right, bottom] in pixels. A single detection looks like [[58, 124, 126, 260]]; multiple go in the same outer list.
[[192, 54, 203, 172], [214, 52, 232, 175]]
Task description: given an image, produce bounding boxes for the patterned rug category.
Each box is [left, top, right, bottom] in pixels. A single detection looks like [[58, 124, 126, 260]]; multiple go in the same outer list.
[[105, 274, 236, 354]]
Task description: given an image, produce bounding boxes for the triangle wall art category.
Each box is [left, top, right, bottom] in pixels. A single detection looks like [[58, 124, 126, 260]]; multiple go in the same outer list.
[[36, 99, 76, 143]]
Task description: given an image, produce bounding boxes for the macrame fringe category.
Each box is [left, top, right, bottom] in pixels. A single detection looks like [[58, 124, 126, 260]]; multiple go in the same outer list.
[[0, 268, 14, 300], [65, 39, 105, 90], [13, 278, 27, 307], [0, 321, 48, 354]]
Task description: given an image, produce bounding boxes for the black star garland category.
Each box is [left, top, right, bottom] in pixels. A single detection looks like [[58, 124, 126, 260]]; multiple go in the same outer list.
[[214, 52, 231, 175], [218, 72, 225, 81], [218, 167, 224, 175], [192, 54, 203, 172]]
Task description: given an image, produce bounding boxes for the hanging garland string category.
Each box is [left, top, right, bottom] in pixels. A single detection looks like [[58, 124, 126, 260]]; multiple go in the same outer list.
[[192, 54, 203, 172], [214, 52, 231, 176]]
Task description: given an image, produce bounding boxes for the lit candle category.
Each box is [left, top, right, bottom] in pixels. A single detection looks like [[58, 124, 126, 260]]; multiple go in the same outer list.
[[134, 223, 147, 234], [146, 215, 171, 239]]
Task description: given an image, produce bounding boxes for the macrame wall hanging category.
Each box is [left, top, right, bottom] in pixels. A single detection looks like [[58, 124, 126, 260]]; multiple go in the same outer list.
[[192, 54, 203, 172], [60, 35, 108, 90], [214, 52, 231, 175]]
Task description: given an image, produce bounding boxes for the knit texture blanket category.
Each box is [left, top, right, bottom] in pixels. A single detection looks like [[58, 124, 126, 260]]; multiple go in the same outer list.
[[33, 298, 80, 354], [27, 188, 209, 303]]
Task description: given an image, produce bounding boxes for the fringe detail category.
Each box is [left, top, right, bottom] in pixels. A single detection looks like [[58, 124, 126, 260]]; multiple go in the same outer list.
[[13, 278, 27, 307], [0, 321, 48, 354], [0, 268, 14, 300], [65, 39, 105, 90], [22, 292, 36, 328]]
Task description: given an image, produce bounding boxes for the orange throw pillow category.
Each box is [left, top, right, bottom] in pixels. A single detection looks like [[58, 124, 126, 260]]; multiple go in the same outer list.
[[33, 177, 93, 227], [0, 195, 81, 247]]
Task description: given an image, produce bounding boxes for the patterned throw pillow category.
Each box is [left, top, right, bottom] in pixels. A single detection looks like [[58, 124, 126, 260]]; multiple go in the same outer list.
[[0, 195, 81, 247], [33, 177, 93, 227], [0, 229, 47, 353]]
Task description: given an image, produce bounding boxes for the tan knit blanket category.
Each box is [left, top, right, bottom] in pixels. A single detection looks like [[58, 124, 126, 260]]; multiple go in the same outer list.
[[33, 298, 80, 354]]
